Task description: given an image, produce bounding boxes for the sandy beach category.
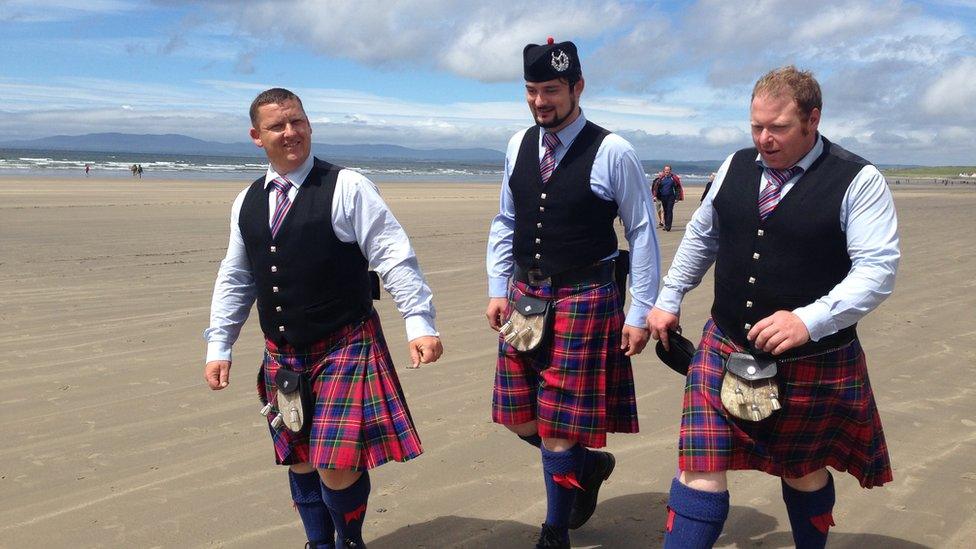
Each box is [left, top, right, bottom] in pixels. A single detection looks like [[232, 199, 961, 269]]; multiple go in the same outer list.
[[1, 176, 974, 548]]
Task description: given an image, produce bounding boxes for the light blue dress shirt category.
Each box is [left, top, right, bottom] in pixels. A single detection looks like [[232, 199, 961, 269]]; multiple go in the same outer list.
[[486, 112, 661, 328], [204, 154, 438, 362], [655, 135, 900, 342]]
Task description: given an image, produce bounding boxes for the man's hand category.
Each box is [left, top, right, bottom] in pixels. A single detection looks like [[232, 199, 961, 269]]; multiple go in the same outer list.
[[747, 311, 810, 355], [485, 297, 509, 331], [620, 325, 650, 357], [204, 360, 231, 390], [407, 336, 443, 369], [647, 307, 681, 351]]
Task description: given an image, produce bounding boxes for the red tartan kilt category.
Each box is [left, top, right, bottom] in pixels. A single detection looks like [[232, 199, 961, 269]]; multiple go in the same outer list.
[[492, 279, 639, 448], [678, 319, 892, 488], [256, 310, 422, 471]]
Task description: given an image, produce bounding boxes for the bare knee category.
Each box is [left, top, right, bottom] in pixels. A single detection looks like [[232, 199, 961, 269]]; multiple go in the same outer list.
[[289, 462, 316, 474], [782, 469, 829, 492], [505, 421, 538, 438], [679, 470, 728, 493], [541, 437, 575, 452], [318, 468, 363, 491]]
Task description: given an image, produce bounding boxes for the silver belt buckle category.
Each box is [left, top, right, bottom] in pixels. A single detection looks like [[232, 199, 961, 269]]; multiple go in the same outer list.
[[526, 268, 551, 286]]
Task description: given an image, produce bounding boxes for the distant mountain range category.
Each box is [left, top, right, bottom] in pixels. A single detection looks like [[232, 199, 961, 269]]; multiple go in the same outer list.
[[0, 133, 506, 163], [0, 133, 940, 175]]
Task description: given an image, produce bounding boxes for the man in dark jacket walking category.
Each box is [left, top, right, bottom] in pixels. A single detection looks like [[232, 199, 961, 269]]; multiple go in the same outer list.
[[652, 165, 683, 231]]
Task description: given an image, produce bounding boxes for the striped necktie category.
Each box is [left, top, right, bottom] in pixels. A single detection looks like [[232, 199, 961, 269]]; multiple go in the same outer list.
[[539, 131, 561, 184], [758, 166, 803, 220], [269, 177, 293, 237]]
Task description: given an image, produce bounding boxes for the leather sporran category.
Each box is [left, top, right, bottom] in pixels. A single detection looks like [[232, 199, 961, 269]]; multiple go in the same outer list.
[[499, 294, 553, 353], [720, 352, 782, 422], [274, 368, 314, 434]]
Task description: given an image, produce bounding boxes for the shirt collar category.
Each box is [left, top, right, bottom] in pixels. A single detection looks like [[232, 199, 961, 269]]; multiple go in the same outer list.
[[755, 133, 823, 172], [541, 109, 587, 149], [263, 154, 314, 189]]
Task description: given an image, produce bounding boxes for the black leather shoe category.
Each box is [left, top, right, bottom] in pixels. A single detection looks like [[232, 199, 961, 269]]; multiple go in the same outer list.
[[341, 538, 366, 549], [568, 450, 616, 530], [305, 541, 336, 549], [534, 523, 570, 548]]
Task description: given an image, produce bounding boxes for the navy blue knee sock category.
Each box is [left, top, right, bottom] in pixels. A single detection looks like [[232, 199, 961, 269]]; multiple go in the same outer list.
[[288, 470, 335, 547], [663, 477, 729, 549], [523, 434, 600, 477], [540, 443, 585, 542], [782, 473, 835, 549], [321, 471, 370, 546]]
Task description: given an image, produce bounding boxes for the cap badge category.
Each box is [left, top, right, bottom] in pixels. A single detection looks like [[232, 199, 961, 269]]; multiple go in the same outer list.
[[551, 50, 570, 72]]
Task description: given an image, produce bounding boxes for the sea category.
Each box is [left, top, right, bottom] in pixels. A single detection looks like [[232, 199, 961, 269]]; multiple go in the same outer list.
[[0, 148, 711, 185]]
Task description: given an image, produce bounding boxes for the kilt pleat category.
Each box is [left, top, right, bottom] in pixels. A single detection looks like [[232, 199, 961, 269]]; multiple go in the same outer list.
[[256, 310, 422, 471], [492, 279, 639, 448], [678, 318, 892, 488]]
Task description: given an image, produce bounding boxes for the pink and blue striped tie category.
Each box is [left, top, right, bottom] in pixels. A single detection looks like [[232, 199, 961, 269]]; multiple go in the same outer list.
[[269, 177, 293, 237], [540, 131, 561, 184], [758, 166, 803, 220]]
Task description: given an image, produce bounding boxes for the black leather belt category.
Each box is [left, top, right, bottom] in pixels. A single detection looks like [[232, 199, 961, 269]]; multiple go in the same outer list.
[[513, 260, 615, 288]]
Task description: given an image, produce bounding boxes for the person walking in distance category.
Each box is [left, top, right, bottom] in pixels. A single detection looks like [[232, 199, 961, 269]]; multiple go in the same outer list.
[[652, 165, 683, 231]]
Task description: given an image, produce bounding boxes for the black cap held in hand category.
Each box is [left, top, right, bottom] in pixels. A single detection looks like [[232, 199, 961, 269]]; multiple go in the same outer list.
[[655, 329, 697, 376], [523, 36, 581, 83]]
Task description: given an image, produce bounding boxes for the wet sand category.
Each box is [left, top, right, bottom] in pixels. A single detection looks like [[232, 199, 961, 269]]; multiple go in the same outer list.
[[1, 176, 974, 548]]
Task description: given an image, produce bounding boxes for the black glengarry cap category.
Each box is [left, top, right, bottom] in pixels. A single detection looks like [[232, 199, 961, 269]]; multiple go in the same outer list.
[[523, 36, 581, 82]]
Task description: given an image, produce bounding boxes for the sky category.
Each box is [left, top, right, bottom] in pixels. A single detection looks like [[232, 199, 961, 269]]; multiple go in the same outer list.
[[1, 0, 975, 164]]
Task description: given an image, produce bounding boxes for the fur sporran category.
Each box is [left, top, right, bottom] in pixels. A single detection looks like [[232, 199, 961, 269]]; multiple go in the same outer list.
[[499, 294, 553, 353], [720, 352, 782, 422]]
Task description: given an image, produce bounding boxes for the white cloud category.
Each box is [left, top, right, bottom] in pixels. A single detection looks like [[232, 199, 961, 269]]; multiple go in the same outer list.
[[0, 0, 136, 22], [4, 0, 976, 164], [584, 97, 697, 118], [921, 57, 976, 118], [793, 2, 901, 42], [439, 3, 629, 81], [205, 0, 632, 83], [703, 126, 747, 147], [926, 0, 976, 7]]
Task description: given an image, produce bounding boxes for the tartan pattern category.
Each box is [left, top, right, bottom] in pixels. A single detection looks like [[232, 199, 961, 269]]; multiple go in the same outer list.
[[678, 319, 892, 488], [492, 279, 638, 448], [256, 310, 422, 471], [540, 132, 561, 184]]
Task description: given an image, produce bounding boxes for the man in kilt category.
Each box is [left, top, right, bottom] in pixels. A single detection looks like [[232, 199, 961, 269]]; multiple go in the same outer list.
[[486, 38, 661, 548], [204, 88, 443, 549], [648, 66, 900, 548]]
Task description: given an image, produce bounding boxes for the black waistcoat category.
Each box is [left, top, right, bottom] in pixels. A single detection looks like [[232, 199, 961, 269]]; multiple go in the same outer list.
[[711, 138, 868, 357], [510, 121, 618, 277], [238, 158, 372, 347]]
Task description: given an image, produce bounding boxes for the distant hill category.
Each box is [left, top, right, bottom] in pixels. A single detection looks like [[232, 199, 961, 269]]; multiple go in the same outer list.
[[641, 160, 723, 176], [882, 165, 976, 178], [0, 133, 505, 163], [643, 161, 945, 177]]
